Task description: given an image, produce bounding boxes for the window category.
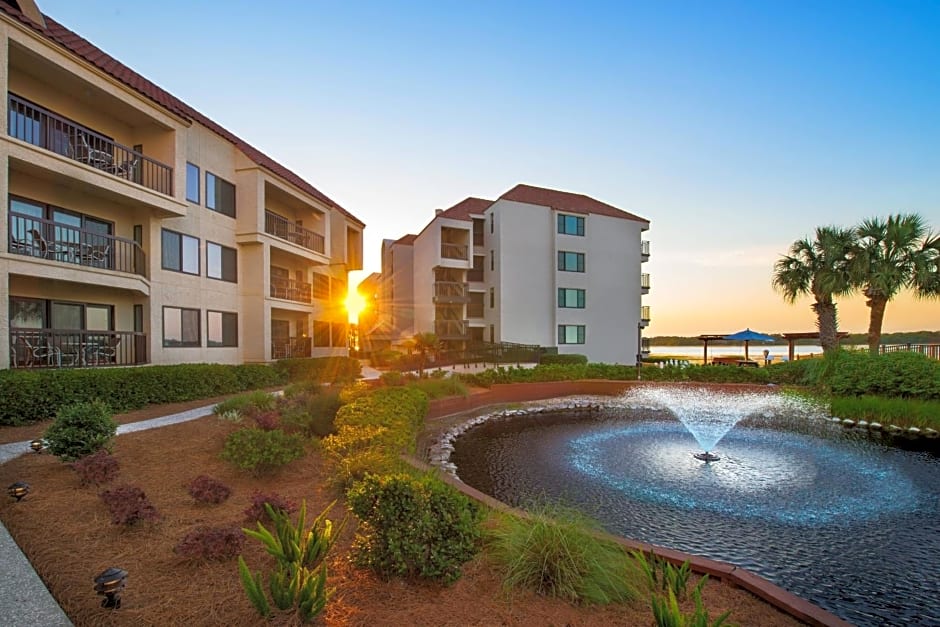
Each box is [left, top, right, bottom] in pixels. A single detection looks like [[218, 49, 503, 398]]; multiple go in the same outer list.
[[469, 255, 484, 282], [313, 321, 331, 347], [557, 214, 585, 236], [206, 242, 237, 282], [557, 251, 585, 272], [490, 250, 494, 271], [161, 229, 200, 275], [489, 287, 495, 308], [163, 306, 200, 347], [312, 273, 330, 300], [468, 291, 485, 318], [207, 311, 238, 347], [558, 288, 586, 308], [472, 218, 484, 245], [332, 322, 347, 348], [489, 324, 494, 342], [206, 172, 236, 218], [489, 213, 494, 233], [558, 325, 586, 344], [186, 163, 200, 203]]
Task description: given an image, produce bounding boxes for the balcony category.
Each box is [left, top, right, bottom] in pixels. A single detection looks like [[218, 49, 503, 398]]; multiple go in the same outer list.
[[265, 211, 325, 254], [441, 242, 468, 260], [467, 303, 485, 318], [9, 213, 145, 276], [271, 336, 311, 360], [641, 337, 651, 355], [270, 278, 313, 304], [641, 273, 651, 292], [8, 94, 173, 196], [641, 305, 651, 326], [641, 240, 650, 260], [467, 268, 484, 282], [433, 281, 470, 303], [434, 319, 469, 339], [10, 329, 147, 368]]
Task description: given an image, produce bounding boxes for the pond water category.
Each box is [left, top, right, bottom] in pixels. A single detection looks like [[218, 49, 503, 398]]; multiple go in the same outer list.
[[450, 398, 940, 626]]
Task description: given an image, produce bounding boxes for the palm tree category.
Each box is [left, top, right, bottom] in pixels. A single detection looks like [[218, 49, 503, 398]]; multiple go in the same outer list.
[[772, 226, 857, 354], [852, 214, 940, 354], [411, 332, 440, 377]]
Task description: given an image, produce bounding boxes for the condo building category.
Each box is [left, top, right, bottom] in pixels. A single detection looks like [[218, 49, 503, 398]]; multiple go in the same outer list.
[[0, 1, 363, 370], [370, 184, 650, 364]]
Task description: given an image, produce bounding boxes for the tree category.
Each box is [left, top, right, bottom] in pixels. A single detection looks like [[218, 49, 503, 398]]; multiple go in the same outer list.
[[852, 214, 940, 354], [411, 332, 440, 376], [772, 226, 857, 354]]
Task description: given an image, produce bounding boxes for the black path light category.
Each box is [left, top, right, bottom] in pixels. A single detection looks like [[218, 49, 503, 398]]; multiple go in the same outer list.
[[7, 482, 29, 501], [29, 439, 44, 453], [94, 567, 128, 608]]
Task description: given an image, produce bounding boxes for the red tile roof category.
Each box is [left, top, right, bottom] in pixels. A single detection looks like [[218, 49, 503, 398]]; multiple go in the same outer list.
[[394, 234, 417, 245], [499, 184, 647, 224], [0, 4, 363, 226], [438, 197, 493, 221]]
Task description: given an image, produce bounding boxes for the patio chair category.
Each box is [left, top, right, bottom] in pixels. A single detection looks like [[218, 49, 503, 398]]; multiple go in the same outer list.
[[21, 334, 61, 367], [75, 132, 113, 169], [108, 158, 138, 181], [88, 336, 121, 365], [79, 242, 111, 265], [28, 228, 71, 261]]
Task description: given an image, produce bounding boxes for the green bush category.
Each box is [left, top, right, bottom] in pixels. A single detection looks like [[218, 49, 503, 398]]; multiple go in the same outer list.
[[486, 504, 641, 605], [272, 356, 361, 384], [379, 371, 404, 386], [541, 353, 588, 365], [221, 428, 305, 475], [824, 351, 940, 400], [346, 473, 482, 583], [280, 390, 342, 437], [43, 400, 117, 461], [408, 377, 468, 399], [0, 363, 285, 426], [213, 390, 277, 418]]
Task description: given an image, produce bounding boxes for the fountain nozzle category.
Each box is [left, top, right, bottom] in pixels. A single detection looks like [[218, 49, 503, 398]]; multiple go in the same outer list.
[[693, 451, 721, 463]]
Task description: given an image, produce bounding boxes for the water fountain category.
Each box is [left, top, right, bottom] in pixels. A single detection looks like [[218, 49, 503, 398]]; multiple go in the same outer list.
[[445, 387, 940, 626]]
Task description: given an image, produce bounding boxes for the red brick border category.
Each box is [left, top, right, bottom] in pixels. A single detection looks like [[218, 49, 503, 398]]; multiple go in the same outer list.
[[415, 380, 852, 627]]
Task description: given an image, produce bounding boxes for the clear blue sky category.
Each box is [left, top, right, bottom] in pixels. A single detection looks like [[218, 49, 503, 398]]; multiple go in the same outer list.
[[38, 0, 940, 334]]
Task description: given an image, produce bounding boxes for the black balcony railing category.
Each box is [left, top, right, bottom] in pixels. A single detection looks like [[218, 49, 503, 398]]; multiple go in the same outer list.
[[264, 211, 325, 254], [10, 329, 147, 368], [270, 278, 313, 303], [271, 336, 311, 360], [641, 273, 651, 289], [440, 242, 468, 260], [8, 94, 173, 196], [433, 281, 470, 303], [9, 212, 145, 276], [434, 319, 469, 339]]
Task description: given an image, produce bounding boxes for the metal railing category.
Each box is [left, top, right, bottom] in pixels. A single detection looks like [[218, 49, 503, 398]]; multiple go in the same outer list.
[[641, 240, 650, 256], [8, 94, 173, 196], [641, 305, 650, 321], [264, 211, 325, 254], [641, 273, 651, 289], [880, 343, 940, 360], [10, 329, 147, 368], [440, 242, 468, 260], [433, 281, 469, 302], [8, 212, 145, 276], [641, 338, 651, 352], [434, 319, 469, 338], [271, 336, 311, 360], [270, 278, 313, 303]]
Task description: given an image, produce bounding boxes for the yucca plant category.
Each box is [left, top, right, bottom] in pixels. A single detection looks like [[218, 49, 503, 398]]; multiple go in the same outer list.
[[651, 586, 733, 627], [237, 500, 346, 622]]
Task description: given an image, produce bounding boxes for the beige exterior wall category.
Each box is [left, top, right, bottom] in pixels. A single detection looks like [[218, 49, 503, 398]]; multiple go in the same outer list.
[[0, 11, 363, 370]]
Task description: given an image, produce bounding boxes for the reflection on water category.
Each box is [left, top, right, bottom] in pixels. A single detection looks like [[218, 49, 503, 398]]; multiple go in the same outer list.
[[450, 405, 940, 626]]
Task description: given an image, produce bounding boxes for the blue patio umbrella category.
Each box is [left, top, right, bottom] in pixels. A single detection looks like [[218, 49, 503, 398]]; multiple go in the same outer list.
[[723, 328, 777, 361]]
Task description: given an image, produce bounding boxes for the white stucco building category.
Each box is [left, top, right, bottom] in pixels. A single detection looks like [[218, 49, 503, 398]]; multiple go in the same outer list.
[[371, 184, 650, 364]]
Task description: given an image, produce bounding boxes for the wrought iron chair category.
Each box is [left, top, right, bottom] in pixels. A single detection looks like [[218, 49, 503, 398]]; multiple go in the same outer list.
[[21, 334, 62, 367], [28, 228, 71, 261], [75, 132, 113, 169]]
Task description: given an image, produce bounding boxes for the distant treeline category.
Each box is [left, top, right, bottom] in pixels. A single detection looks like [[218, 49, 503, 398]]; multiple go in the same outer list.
[[650, 331, 940, 346]]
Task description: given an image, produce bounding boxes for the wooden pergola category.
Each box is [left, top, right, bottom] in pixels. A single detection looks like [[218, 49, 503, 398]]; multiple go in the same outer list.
[[697, 331, 850, 364]]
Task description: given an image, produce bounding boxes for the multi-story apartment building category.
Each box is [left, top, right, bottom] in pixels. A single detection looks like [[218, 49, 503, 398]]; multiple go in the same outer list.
[[0, 2, 363, 370], [371, 184, 650, 363]]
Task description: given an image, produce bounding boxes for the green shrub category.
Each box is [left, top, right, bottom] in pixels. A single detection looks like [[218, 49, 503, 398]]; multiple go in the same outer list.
[[347, 473, 482, 583], [408, 377, 468, 399], [0, 363, 286, 426], [239, 500, 346, 621], [272, 356, 361, 384], [213, 390, 277, 418], [43, 400, 117, 461], [825, 351, 940, 400], [280, 390, 342, 437], [379, 371, 403, 386], [221, 428, 305, 475], [486, 504, 640, 605], [369, 350, 402, 368], [541, 353, 588, 365]]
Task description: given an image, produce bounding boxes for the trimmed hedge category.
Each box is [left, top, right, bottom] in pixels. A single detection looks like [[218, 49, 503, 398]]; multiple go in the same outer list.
[[540, 354, 588, 365], [272, 356, 361, 384], [0, 364, 282, 426], [824, 351, 940, 400]]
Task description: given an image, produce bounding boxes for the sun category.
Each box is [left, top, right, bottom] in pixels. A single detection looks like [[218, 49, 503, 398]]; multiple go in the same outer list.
[[344, 288, 367, 322]]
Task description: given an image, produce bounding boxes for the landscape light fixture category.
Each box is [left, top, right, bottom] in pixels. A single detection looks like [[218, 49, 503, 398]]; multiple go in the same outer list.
[[29, 439, 44, 453], [94, 567, 128, 609], [7, 482, 29, 501]]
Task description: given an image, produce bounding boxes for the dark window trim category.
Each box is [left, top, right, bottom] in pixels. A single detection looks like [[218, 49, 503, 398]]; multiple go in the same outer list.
[[557, 213, 585, 236], [186, 162, 200, 203], [161, 228, 200, 275], [558, 288, 586, 309], [558, 324, 586, 345], [9, 194, 115, 233], [207, 310, 238, 347], [162, 305, 201, 348], [206, 241, 238, 283], [557, 250, 586, 273], [205, 171, 236, 218]]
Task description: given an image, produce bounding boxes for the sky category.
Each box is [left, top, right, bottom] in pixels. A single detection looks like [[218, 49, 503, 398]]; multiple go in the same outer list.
[[37, 0, 940, 336]]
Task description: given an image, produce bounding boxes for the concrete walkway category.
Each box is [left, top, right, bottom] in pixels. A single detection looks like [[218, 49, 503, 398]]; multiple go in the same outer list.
[[0, 402, 218, 626]]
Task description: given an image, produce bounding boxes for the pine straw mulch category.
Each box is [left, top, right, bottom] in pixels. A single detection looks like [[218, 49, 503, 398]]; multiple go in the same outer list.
[[0, 413, 804, 627]]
